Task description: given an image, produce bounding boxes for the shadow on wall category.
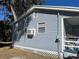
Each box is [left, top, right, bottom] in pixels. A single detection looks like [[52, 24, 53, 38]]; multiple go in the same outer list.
[[12, 16, 32, 42]]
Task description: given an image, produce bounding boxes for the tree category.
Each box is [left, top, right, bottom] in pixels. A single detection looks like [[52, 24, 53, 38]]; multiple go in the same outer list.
[[12, 0, 43, 17]]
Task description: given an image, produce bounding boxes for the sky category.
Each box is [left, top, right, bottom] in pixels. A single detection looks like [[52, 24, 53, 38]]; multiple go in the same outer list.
[[44, 0, 79, 7]]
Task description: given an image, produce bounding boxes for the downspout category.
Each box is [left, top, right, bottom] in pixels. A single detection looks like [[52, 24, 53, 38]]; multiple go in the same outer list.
[[55, 13, 59, 41], [56, 12, 64, 59], [57, 12, 60, 59], [55, 12, 60, 59]]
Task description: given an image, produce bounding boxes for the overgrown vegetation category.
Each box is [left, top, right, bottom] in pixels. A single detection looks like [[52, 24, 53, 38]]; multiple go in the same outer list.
[[12, 0, 43, 17]]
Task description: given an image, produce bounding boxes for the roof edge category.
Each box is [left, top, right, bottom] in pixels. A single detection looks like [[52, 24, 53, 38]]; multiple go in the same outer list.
[[32, 5, 79, 12], [17, 5, 79, 23]]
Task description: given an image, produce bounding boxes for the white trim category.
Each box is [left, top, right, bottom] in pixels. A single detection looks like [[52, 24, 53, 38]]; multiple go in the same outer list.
[[18, 5, 79, 21], [64, 45, 79, 48], [14, 45, 58, 55], [61, 16, 70, 52], [14, 45, 64, 58], [65, 41, 79, 43], [33, 6, 79, 12], [61, 17, 64, 53]]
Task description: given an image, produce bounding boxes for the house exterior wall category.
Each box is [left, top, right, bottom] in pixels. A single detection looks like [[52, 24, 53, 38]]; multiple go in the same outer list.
[[14, 12, 72, 53]]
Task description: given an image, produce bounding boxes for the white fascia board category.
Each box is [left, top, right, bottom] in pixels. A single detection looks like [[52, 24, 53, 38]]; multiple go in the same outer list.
[[21, 6, 79, 19], [33, 6, 79, 12], [18, 5, 79, 22]]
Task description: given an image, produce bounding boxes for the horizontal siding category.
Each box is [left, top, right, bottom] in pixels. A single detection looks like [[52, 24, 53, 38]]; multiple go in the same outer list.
[[14, 12, 69, 52]]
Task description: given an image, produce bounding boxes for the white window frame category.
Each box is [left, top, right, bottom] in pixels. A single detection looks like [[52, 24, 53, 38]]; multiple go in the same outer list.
[[37, 22, 46, 34]]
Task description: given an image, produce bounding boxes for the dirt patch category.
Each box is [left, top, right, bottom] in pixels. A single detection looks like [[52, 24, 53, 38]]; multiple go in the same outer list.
[[0, 46, 56, 59]]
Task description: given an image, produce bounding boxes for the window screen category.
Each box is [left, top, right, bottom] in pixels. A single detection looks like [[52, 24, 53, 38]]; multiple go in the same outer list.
[[38, 22, 45, 33]]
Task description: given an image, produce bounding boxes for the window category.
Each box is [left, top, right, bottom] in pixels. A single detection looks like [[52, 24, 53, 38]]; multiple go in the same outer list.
[[38, 22, 46, 33]]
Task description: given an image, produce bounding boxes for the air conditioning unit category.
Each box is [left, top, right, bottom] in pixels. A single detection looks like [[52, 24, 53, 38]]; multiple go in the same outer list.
[[27, 29, 36, 39]]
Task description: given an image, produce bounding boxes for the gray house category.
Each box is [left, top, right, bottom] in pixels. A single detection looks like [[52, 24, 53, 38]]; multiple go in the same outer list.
[[13, 5, 79, 58]]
